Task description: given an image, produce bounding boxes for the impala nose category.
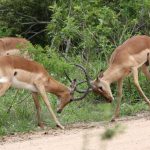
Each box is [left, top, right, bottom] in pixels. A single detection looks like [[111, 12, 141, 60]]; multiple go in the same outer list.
[[57, 109, 62, 114], [107, 96, 114, 103]]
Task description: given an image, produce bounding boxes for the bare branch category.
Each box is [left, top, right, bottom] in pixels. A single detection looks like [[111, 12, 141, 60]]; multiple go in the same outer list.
[[28, 29, 47, 40]]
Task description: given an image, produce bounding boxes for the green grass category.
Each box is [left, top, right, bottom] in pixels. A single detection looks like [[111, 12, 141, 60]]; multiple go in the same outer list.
[[0, 84, 149, 136], [0, 47, 149, 136]]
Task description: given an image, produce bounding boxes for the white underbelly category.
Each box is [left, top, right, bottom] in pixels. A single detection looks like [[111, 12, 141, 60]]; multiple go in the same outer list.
[[12, 77, 38, 92]]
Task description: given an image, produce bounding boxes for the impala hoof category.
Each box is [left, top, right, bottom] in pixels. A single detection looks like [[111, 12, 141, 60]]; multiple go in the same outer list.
[[110, 118, 116, 122], [56, 124, 65, 130], [38, 122, 45, 129], [57, 109, 62, 114]]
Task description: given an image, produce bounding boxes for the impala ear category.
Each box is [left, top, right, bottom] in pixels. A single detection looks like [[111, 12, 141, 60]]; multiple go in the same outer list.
[[96, 69, 103, 81], [96, 76, 100, 82], [99, 69, 103, 78]]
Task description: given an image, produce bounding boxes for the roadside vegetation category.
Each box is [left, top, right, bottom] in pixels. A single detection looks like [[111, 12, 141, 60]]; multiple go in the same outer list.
[[0, 0, 149, 135]]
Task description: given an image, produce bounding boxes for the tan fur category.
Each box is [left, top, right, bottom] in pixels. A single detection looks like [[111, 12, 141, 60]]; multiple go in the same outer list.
[[0, 56, 73, 129], [91, 35, 150, 121], [110, 35, 150, 64], [0, 37, 29, 56]]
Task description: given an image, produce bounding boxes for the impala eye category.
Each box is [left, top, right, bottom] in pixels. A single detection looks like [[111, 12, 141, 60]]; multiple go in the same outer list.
[[99, 86, 103, 90]]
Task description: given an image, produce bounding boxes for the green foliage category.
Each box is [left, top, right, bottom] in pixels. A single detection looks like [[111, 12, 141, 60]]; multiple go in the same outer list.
[[0, 0, 53, 44], [47, 0, 150, 56], [0, 0, 150, 136], [1, 0, 150, 48], [26, 44, 72, 79], [0, 26, 12, 37]]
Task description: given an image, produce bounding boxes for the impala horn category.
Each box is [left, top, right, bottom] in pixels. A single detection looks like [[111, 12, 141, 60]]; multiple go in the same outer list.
[[65, 64, 92, 101]]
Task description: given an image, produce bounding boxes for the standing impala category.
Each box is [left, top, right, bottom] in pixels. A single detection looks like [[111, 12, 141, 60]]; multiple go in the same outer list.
[[0, 37, 29, 56], [91, 35, 150, 121], [0, 56, 90, 129]]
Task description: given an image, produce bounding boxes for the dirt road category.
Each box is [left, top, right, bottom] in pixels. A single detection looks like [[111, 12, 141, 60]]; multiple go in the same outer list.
[[0, 113, 150, 150]]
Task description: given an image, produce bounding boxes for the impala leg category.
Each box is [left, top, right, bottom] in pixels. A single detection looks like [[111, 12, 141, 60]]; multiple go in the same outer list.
[[111, 78, 123, 122], [0, 82, 11, 96], [32, 92, 44, 128], [34, 82, 64, 129], [141, 64, 150, 80], [132, 67, 150, 106]]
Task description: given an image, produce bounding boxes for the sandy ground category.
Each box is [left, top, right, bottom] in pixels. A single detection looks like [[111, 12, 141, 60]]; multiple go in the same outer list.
[[0, 113, 150, 150]]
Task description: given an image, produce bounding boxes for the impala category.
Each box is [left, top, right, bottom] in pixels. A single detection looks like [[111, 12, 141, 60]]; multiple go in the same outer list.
[[91, 35, 150, 121], [0, 37, 29, 56], [0, 56, 90, 129]]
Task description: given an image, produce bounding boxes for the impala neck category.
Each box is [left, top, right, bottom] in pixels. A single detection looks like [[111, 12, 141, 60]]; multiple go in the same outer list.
[[45, 77, 70, 97], [101, 65, 124, 84]]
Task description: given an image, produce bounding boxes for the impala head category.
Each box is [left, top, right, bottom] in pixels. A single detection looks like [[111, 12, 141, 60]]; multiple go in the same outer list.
[[91, 72, 114, 103], [57, 64, 92, 113], [56, 79, 76, 113]]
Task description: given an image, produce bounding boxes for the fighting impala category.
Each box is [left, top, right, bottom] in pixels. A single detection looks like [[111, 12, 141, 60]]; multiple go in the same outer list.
[[0, 56, 90, 129], [91, 35, 150, 121], [0, 37, 29, 56]]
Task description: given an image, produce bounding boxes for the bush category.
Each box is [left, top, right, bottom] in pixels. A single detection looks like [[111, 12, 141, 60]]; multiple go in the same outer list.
[[0, 0, 150, 136]]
